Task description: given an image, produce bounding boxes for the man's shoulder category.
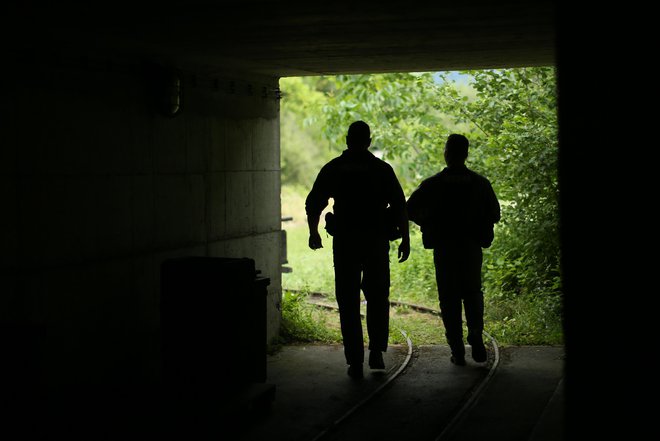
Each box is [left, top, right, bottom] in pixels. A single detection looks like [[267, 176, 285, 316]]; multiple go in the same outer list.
[[420, 171, 444, 185], [416, 168, 490, 189], [319, 155, 345, 171], [372, 155, 395, 172], [467, 169, 493, 186], [356, 150, 391, 167], [409, 172, 442, 197], [352, 151, 395, 173]]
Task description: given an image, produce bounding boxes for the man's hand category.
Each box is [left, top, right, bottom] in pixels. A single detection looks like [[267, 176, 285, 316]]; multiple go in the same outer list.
[[398, 238, 410, 263], [307, 214, 323, 250], [309, 231, 323, 250]]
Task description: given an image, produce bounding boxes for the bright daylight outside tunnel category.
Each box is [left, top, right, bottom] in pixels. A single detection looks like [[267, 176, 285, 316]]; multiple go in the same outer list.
[[277, 69, 562, 350]]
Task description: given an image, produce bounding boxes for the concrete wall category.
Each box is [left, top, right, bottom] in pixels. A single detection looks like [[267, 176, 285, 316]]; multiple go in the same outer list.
[[3, 56, 283, 389]]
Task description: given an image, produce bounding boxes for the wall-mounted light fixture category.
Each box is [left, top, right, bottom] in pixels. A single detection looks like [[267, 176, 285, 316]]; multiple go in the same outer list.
[[162, 69, 182, 117], [145, 62, 183, 117], [160, 69, 183, 117]]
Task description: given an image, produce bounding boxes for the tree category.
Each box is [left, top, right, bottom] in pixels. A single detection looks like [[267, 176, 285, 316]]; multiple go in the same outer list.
[[279, 68, 561, 329], [317, 68, 561, 308], [279, 76, 334, 189], [459, 69, 560, 308]]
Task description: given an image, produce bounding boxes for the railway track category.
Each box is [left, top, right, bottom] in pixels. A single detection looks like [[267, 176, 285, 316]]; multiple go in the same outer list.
[[286, 289, 501, 441]]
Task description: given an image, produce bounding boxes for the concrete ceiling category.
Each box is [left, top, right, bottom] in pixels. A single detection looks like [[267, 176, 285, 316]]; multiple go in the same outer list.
[[12, 1, 556, 77]]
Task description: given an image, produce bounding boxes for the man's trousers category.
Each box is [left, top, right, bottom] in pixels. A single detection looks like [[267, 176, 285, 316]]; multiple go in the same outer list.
[[433, 245, 484, 357], [333, 236, 390, 365]]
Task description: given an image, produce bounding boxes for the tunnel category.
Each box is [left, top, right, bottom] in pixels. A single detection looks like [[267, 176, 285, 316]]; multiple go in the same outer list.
[[3, 1, 644, 440]]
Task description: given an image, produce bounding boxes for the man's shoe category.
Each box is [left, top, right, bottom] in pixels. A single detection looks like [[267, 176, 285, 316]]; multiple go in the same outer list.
[[450, 355, 466, 366], [347, 364, 363, 379], [469, 338, 487, 363], [368, 351, 385, 369]]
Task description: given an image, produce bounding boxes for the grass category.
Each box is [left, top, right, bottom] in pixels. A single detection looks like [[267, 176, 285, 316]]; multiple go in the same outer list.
[[282, 225, 336, 295], [278, 289, 446, 346], [281, 185, 564, 347]]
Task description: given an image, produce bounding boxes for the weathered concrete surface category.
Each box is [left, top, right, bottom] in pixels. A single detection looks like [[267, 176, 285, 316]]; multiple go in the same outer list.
[[5, 59, 283, 392], [11, 3, 556, 76], [234, 345, 565, 441], [237, 344, 491, 441], [442, 346, 565, 441], [238, 344, 411, 441]]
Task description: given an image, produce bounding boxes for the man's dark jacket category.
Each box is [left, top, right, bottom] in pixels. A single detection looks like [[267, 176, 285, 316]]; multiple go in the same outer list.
[[305, 149, 406, 240], [407, 165, 500, 249]]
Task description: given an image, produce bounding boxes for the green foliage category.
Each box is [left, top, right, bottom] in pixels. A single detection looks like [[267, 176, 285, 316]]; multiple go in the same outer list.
[[314, 68, 561, 307], [280, 215, 336, 295], [389, 230, 438, 308], [279, 67, 563, 345], [279, 290, 342, 343], [450, 69, 561, 319], [389, 304, 447, 345], [278, 288, 447, 346], [485, 293, 564, 345], [280, 77, 335, 188], [319, 73, 457, 194]]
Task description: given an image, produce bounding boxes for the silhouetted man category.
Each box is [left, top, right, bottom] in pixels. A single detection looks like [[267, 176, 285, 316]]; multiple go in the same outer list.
[[407, 134, 500, 365], [306, 121, 410, 379]]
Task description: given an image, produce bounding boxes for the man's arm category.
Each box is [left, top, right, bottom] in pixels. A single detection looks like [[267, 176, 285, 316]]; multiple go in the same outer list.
[[406, 181, 429, 227], [396, 207, 410, 263], [388, 167, 410, 262], [307, 213, 323, 250], [486, 181, 501, 224], [305, 165, 331, 250]]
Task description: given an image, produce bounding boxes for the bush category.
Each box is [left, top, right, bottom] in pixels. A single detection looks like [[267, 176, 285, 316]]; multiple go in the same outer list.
[[279, 290, 341, 343]]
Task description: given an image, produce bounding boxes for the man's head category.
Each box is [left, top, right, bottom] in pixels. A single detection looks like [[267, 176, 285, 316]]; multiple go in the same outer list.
[[346, 121, 372, 150], [444, 134, 469, 166]]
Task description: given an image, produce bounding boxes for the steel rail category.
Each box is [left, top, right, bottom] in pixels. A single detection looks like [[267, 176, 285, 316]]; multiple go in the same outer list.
[[308, 328, 413, 441], [297, 289, 501, 441]]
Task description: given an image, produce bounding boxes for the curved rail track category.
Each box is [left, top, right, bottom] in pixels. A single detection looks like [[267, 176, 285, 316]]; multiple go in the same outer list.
[[286, 289, 501, 441]]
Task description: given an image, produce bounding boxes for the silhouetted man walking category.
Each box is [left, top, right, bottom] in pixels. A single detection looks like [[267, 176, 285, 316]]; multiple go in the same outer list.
[[407, 134, 500, 365], [306, 121, 410, 379]]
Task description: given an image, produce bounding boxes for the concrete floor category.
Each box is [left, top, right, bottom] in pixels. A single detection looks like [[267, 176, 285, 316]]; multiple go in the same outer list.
[[233, 343, 565, 441], [9, 343, 563, 441]]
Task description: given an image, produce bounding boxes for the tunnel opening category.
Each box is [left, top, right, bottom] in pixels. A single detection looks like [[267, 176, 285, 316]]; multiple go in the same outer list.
[[277, 68, 563, 351], [7, 1, 647, 438]]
